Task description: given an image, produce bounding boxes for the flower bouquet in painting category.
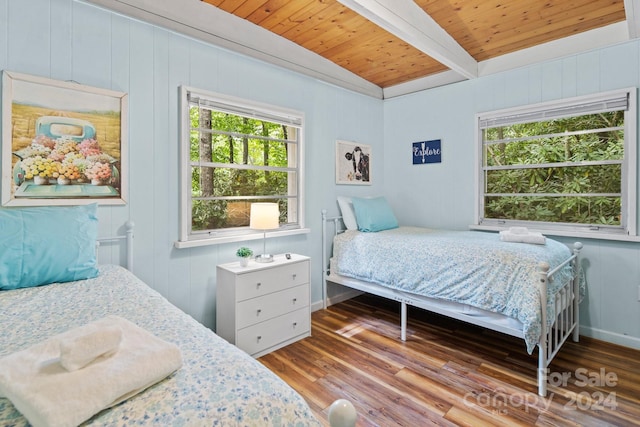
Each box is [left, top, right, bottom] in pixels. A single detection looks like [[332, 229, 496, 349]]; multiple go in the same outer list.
[[12, 117, 120, 190]]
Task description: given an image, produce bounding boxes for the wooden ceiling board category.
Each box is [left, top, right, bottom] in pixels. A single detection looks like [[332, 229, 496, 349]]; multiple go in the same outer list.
[[253, 2, 319, 32], [418, 0, 626, 60], [302, 15, 374, 54], [198, 0, 633, 92], [316, 24, 439, 87], [245, 0, 295, 24], [226, 0, 269, 17], [463, 10, 627, 60], [280, 4, 352, 41], [472, 13, 627, 60], [286, 8, 361, 47], [364, 61, 448, 88]]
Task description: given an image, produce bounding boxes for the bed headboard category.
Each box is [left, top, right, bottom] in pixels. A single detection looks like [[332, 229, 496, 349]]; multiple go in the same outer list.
[[96, 221, 134, 271]]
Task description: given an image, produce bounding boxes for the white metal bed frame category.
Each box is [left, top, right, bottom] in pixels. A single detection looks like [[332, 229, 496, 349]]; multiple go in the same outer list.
[[96, 221, 135, 271], [321, 210, 583, 397]]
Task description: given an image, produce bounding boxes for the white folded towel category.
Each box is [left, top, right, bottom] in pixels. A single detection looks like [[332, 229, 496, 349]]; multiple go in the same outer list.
[[0, 315, 182, 427], [499, 227, 546, 245], [60, 323, 122, 371]]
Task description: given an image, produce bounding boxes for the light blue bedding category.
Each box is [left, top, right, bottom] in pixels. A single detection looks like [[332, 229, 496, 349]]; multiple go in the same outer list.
[[0, 265, 321, 427], [333, 227, 578, 353]]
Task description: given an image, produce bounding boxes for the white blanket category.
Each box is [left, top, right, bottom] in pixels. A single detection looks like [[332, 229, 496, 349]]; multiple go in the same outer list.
[[0, 315, 182, 427], [499, 227, 546, 244]]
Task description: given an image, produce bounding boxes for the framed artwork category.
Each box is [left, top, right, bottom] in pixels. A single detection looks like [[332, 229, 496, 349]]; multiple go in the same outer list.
[[412, 139, 442, 164], [1, 70, 128, 206], [335, 140, 371, 185]]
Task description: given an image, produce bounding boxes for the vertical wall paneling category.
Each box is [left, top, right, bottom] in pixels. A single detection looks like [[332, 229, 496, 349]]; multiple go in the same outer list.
[[540, 59, 563, 102], [152, 27, 170, 299], [598, 241, 640, 337], [71, 2, 111, 89], [599, 42, 640, 91], [0, 0, 7, 70], [575, 50, 601, 96], [189, 40, 220, 94], [560, 56, 578, 99], [384, 39, 640, 349], [4, 1, 638, 347], [50, 0, 72, 81], [8, 0, 50, 76], [109, 14, 132, 266], [503, 67, 529, 108], [0, 1, 385, 330], [526, 64, 543, 104], [127, 21, 155, 286], [166, 33, 192, 318]]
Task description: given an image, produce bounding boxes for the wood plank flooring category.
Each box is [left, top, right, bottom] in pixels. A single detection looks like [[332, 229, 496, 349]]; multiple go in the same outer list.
[[259, 295, 640, 426]]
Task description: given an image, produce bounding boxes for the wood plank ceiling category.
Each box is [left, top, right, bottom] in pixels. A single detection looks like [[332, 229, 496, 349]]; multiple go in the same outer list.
[[84, 0, 638, 97], [202, 0, 628, 89]]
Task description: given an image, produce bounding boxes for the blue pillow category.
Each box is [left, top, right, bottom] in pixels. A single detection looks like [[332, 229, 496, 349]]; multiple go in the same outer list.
[[351, 196, 399, 232], [0, 204, 99, 290]]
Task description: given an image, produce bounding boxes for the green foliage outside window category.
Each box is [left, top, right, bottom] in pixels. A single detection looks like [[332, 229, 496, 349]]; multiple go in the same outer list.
[[189, 107, 295, 232], [483, 111, 624, 226]]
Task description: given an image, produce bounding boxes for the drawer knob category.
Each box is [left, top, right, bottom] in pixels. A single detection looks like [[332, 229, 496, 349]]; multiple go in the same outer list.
[[257, 336, 262, 342], [293, 322, 298, 327], [256, 282, 261, 288], [292, 274, 297, 280], [257, 309, 262, 315], [293, 298, 297, 303]]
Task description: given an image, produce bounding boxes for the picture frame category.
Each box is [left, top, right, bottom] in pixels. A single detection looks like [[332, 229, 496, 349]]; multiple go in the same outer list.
[[335, 140, 371, 185], [2, 70, 128, 206]]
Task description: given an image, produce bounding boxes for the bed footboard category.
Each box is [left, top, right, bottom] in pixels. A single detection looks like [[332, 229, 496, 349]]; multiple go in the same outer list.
[[536, 241, 583, 396]]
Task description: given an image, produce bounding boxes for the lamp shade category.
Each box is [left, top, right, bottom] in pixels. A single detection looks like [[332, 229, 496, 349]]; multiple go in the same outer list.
[[250, 203, 279, 230]]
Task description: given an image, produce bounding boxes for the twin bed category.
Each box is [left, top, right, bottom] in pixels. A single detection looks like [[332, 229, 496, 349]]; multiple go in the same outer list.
[[322, 196, 583, 397], [0, 196, 584, 426], [0, 204, 336, 427]]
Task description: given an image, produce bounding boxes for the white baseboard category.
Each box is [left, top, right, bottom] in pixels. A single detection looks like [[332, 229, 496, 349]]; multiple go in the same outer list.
[[311, 289, 363, 312], [579, 326, 640, 350]]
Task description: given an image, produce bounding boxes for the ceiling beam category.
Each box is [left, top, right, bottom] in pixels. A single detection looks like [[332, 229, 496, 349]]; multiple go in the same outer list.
[[624, 0, 640, 38], [337, 0, 477, 80], [383, 22, 629, 99]]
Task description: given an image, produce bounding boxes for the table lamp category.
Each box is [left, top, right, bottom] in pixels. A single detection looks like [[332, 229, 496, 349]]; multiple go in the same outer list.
[[250, 202, 279, 263]]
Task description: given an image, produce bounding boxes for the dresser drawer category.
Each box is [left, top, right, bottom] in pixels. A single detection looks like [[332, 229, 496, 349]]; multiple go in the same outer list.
[[236, 307, 310, 356], [236, 284, 309, 329], [235, 261, 309, 301]]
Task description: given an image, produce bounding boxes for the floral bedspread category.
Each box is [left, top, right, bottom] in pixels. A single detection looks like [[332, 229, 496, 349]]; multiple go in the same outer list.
[[333, 227, 579, 353], [0, 265, 320, 427]]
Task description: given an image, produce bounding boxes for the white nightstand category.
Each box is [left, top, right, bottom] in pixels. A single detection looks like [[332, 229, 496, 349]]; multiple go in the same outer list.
[[216, 253, 311, 358]]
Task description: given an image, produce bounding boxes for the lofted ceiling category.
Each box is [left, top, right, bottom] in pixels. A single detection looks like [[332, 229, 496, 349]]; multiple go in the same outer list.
[[86, 0, 639, 98]]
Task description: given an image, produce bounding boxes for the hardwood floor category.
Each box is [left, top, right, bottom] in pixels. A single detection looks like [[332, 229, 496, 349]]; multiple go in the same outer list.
[[259, 295, 640, 426]]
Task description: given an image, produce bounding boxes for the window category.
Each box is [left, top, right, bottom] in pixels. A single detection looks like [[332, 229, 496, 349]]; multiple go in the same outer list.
[[476, 88, 637, 238], [177, 87, 305, 247]]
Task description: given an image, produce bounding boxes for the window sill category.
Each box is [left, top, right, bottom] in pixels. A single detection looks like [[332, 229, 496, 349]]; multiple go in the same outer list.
[[470, 225, 640, 243], [174, 227, 311, 249]]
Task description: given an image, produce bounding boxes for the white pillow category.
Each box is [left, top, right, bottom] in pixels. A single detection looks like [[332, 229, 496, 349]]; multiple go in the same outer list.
[[337, 196, 358, 230]]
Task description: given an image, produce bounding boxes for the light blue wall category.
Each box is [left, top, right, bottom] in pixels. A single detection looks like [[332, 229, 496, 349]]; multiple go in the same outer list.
[[384, 41, 640, 349], [2, 0, 639, 350], [0, 0, 384, 329]]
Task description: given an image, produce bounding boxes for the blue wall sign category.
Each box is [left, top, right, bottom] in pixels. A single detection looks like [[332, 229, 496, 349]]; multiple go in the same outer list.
[[412, 139, 441, 164]]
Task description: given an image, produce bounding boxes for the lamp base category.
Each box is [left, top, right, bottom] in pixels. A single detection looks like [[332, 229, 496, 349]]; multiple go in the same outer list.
[[255, 254, 274, 263]]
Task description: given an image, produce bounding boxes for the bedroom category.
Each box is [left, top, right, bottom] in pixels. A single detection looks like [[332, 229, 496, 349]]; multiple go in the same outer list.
[[1, 0, 639, 425]]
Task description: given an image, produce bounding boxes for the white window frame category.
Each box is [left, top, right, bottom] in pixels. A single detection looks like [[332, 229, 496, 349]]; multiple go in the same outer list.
[[473, 88, 638, 241], [175, 86, 308, 248]]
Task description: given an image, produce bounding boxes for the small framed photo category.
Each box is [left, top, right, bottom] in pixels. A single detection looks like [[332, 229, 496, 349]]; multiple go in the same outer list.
[[2, 70, 128, 206], [335, 140, 371, 185]]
